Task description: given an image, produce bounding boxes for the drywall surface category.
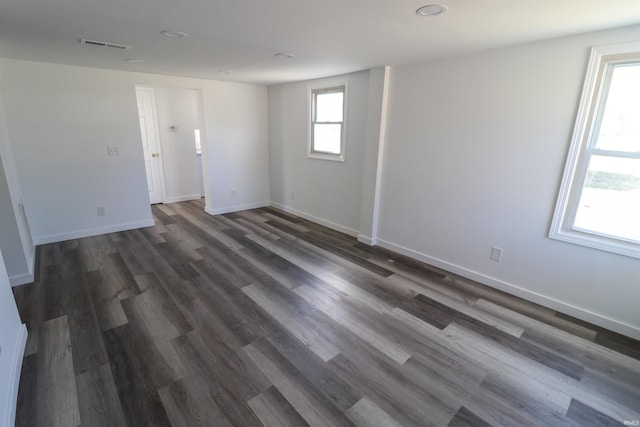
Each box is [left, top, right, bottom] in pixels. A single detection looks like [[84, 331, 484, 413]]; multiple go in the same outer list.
[[378, 25, 640, 337], [0, 59, 269, 242], [0, 248, 26, 427], [200, 79, 270, 214], [0, 160, 26, 278], [0, 83, 33, 285], [268, 71, 370, 234], [0, 59, 153, 243], [358, 66, 390, 244]]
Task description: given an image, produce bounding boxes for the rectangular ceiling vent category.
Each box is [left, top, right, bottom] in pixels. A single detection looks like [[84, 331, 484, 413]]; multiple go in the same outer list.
[[80, 38, 131, 50]]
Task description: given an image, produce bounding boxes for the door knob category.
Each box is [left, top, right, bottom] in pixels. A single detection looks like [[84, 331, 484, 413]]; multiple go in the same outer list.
[[152, 153, 158, 158]]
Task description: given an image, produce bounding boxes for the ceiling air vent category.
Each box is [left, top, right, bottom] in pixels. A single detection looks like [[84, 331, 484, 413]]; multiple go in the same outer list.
[[80, 38, 131, 50]]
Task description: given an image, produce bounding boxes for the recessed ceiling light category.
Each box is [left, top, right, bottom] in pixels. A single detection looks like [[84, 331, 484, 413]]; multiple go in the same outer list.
[[416, 4, 448, 16], [161, 30, 188, 38], [275, 53, 295, 59], [125, 58, 145, 63]]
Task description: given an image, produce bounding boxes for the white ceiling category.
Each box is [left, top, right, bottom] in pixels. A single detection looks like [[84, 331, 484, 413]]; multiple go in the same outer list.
[[1, 0, 639, 85]]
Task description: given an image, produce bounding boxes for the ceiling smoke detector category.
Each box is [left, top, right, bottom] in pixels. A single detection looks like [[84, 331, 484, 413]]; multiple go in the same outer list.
[[80, 38, 131, 50], [416, 4, 448, 16]]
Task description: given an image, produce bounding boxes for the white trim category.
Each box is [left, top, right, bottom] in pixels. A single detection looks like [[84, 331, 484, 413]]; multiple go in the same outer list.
[[3, 324, 27, 427], [205, 201, 270, 216], [357, 234, 376, 246], [307, 151, 346, 162], [377, 238, 640, 340], [163, 194, 203, 204], [550, 229, 639, 259], [270, 202, 358, 237], [34, 219, 155, 245], [369, 66, 390, 243], [9, 272, 33, 287], [9, 249, 35, 287], [549, 41, 640, 259]]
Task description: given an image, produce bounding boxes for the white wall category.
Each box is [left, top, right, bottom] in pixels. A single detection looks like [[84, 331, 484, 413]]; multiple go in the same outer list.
[[358, 66, 390, 244], [0, 163, 26, 275], [0, 79, 34, 286], [200, 81, 270, 215], [378, 24, 640, 338], [0, 59, 270, 242], [0, 248, 27, 427], [0, 59, 154, 243], [269, 71, 370, 234]]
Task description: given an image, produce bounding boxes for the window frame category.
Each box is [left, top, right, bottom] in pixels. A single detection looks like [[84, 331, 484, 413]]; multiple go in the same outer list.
[[549, 42, 640, 259], [308, 80, 348, 162]]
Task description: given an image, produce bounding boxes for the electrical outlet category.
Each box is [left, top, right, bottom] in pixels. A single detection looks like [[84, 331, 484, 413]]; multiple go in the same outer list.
[[290, 191, 296, 200], [107, 146, 119, 157], [490, 246, 503, 262], [231, 188, 237, 197], [97, 207, 106, 216]]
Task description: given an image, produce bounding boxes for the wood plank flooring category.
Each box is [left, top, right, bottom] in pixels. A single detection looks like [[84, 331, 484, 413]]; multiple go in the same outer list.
[[12, 199, 640, 426]]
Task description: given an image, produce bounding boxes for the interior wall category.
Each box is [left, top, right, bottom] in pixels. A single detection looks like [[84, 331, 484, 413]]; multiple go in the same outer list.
[[0, 59, 153, 244], [0, 58, 270, 243], [268, 70, 370, 234], [358, 66, 390, 244], [0, 162, 26, 278], [199, 81, 270, 215], [0, 79, 33, 286], [378, 24, 640, 338], [0, 248, 27, 427]]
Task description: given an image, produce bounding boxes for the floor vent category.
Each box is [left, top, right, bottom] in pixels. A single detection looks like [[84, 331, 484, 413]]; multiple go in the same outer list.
[[80, 38, 131, 50]]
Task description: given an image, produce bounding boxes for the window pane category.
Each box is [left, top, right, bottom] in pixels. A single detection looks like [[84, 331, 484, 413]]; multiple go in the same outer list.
[[316, 91, 343, 122], [595, 64, 640, 152], [574, 155, 640, 242], [313, 123, 342, 154]]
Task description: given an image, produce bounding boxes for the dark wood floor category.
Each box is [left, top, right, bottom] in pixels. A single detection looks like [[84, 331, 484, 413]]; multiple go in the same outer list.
[[12, 199, 640, 426]]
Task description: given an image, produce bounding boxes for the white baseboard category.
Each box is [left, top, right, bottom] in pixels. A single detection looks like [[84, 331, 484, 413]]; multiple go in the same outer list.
[[3, 324, 27, 427], [270, 202, 359, 237], [9, 272, 33, 288], [34, 219, 155, 245], [205, 201, 270, 216], [9, 251, 35, 287], [164, 194, 202, 204], [357, 234, 376, 246], [377, 238, 640, 341]]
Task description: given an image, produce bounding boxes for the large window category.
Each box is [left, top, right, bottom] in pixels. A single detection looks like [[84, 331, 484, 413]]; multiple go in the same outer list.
[[309, 85, 346, 161], [550, 42, 640, 258]]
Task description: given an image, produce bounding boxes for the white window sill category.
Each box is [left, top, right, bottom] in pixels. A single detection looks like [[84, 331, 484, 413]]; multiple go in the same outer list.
[[308, 152, 345, 162], [549, 228, 640, 259]]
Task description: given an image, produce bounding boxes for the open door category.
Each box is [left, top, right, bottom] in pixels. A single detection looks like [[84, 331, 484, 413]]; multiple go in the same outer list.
[[136, 87, 163, 204]]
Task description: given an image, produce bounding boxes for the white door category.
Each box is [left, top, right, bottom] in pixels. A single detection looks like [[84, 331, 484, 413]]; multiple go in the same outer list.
[[153, 87, 202, 203], [136, 87, 163, 204]]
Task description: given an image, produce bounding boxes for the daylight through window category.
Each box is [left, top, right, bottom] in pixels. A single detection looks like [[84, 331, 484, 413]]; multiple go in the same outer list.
[[550, 43, 640, 258], [310, 85, 345, 160]]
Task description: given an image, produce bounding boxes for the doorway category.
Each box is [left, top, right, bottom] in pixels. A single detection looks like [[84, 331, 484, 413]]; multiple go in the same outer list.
[[135, 86, 205, 204]]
